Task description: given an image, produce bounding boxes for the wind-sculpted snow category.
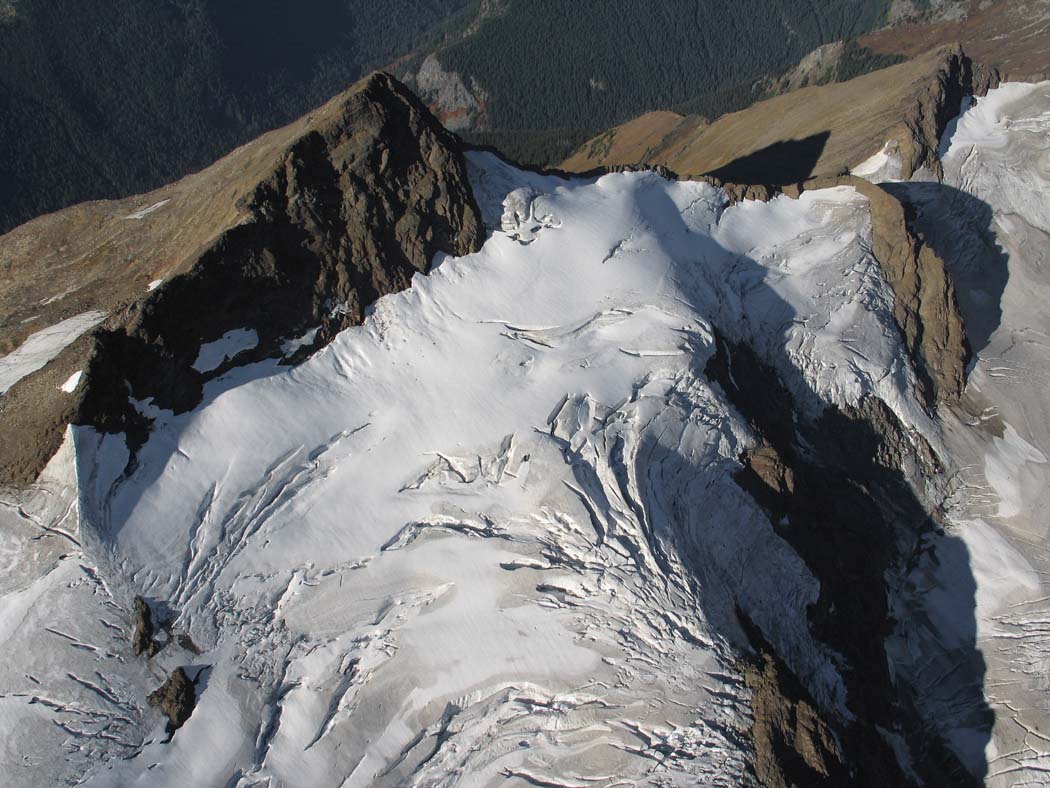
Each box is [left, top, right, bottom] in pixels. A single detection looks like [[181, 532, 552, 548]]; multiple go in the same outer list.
[[0, 151, 984, 786]]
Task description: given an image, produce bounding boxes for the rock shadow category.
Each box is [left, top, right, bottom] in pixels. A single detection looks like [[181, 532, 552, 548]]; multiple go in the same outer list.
[[881, 181, 1009, 362], [619, 179, 992, 786], [705, 131, 831, 185]]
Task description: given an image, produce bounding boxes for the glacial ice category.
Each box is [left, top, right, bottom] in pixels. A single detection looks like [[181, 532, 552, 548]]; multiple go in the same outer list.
[[3, 81, 1050, 787]]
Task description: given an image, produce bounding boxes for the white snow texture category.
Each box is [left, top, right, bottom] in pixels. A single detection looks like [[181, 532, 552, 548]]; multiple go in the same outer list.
[[1, 81, 1049, 788]]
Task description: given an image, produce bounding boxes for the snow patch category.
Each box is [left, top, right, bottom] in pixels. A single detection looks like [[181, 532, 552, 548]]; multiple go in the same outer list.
[[0, 311, 105, 394], [852, 140, 904, 182], [280, 327, 319, 356], [983, 423, 1047, 520], [124, 199, 170, 220], [191, 328, 259, 373], [943, 83, 1050, 156], [59, 370, 82, 393]]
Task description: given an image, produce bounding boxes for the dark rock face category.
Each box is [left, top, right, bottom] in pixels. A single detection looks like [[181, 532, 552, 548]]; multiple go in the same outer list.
[[707, 333, 988, 788], [0, 72, 483, 484], [739, 612, 849, 788], [148, 667, 196, 735], [132, 596, 161, 658], [894, 45, 999, 180], [78, 72, 483, 457]]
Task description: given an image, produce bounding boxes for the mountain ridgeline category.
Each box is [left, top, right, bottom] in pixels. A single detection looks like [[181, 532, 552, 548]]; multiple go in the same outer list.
[[415, 0, 900, 162], [0, 0, 905, 233], [0, 72, 483, 486], [2, 38, 1048, 784], [0, 0, 474, 233]]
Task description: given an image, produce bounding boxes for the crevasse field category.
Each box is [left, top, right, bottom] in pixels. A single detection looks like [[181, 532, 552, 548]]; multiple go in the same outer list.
[[1, 82, 1049, 787]]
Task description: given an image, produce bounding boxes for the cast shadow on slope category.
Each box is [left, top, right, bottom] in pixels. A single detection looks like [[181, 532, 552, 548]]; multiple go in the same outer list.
[[74, 166, 993, 784], [705, 132, 831, 185], [881, 181, 1009, 361], [616, 181, 992, 786]]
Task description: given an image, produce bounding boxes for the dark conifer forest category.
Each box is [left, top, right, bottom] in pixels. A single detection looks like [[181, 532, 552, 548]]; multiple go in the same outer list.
[[437, 0, 897, 162], [0, 0, 473, 232], [0, 0, 898, 231]]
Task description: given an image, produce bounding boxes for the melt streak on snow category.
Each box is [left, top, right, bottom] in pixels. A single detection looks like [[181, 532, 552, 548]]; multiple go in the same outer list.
[[0, 310, 105, 394]]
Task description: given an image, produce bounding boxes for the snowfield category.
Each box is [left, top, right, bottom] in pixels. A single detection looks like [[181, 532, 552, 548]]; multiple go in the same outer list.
[[1, 82, 1049, 787], [932, 81, 1050, 786], [0, 310, 105, 394], [80, 159, 898, 787]]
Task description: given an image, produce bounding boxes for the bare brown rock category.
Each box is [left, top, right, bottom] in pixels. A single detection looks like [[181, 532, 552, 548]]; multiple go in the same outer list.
[[0, 72, 483, 487], [799, 175, 969, 406], [562, 45, 998, 184], [561, 111, 708, 172], [743, 639, 849, 788], [132, 595, 161, 658], [148, 667, 196, 735]]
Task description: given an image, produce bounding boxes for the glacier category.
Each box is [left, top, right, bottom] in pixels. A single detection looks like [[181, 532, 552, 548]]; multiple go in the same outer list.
[[1, 81, 1049, 787]]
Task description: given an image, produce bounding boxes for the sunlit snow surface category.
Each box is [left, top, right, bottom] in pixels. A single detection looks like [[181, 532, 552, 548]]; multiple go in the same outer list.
[[8, 92, 1050, 785], [50, 156, 923, 788]]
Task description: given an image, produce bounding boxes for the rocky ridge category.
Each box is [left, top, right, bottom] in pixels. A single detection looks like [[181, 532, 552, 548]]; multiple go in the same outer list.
[[0, 72, 483, 486], [562, 45, 998, 184], [794, 175, 969, 406]]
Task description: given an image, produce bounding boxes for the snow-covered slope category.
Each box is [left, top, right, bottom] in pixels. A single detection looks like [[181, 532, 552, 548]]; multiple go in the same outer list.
[[80, 158, 907, 787], [4, 82, 1050, 787], [887, 81, 1050, 787], [0, 311, 105, 394]]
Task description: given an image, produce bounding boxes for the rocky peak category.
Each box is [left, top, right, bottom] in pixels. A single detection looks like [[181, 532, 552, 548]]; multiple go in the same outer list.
[[0, 71, 483, 486]]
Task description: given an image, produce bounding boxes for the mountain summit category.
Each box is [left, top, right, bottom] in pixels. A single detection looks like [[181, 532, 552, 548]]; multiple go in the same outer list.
[[0, 72, 482, 487]]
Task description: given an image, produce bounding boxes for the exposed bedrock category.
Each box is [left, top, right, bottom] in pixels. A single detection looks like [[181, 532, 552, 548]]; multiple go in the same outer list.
[[132, 595, 162, 658], [795, 175, 970, 407], [706, 333, 989, 787], [889, 45, 999, 180], [0, 72, 483, 485], [147, 667, 197, 736]]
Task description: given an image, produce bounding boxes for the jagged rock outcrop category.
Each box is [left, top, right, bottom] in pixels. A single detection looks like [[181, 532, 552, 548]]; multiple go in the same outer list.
[[889, 45, 999, 179], [739, 612, 850, 788], [148, 667, 196, 735], [0, 72, 483, 486], [132, 596, 161, 658], [793, 175, 969, 406]]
